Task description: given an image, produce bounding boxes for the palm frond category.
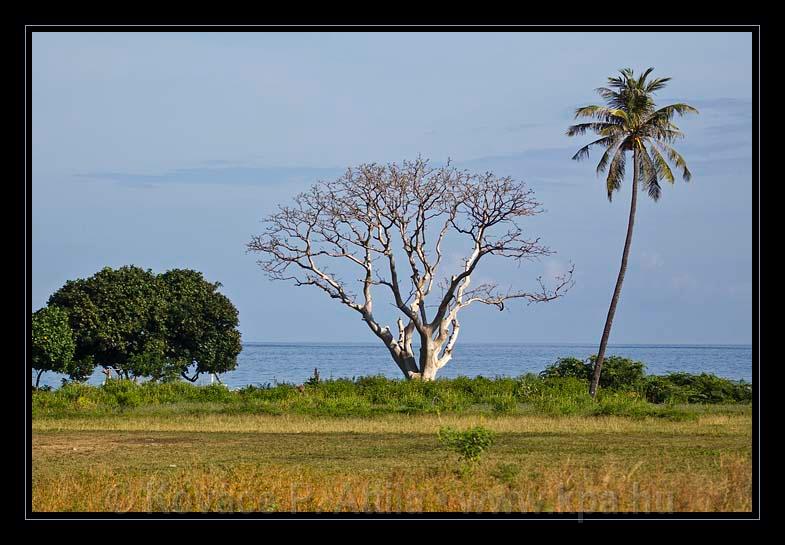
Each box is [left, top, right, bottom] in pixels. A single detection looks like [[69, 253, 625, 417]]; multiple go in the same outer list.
[[645, 77, 672, 93], [638, 67, 655, 87], [571, 135, 618, 161], [607, 74, 626, 89], [606, 146, 627, 201], [651, 103, 699, 121], [649, 144, 675, 184], [573, 105, 628, 123], [566, 122, 624, 138], [638, 147, 661, 201], [596, 135, 627, 174], [647, 126, 685, 143], [595, 87, 618, 100], [654, 141, 692, 181]]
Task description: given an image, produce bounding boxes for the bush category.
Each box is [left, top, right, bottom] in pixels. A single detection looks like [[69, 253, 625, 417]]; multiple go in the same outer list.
[[540, 355, 646, 392], [639, 375, 692, 404], [540, 357, 591, 381], [438, 426, 495, 464], [589, 355, 647, 391], [650, 373, 752, 404], [102, 379, 143, 408]]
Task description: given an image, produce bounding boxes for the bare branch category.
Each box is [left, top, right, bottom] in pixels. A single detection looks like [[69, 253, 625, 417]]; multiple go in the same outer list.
[[247, 158, 574, 380]]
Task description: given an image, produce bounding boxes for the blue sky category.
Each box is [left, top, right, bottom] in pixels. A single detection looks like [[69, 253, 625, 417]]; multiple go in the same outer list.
[[32, 31, 753, 344]]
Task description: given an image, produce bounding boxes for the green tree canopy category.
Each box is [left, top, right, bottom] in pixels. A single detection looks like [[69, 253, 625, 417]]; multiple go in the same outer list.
[[31, 306, 81, 387], [160, 269, 242, 382], [48, 266, 166, 379], [45, 265, 241, 383], [567, 66, 698, 202]]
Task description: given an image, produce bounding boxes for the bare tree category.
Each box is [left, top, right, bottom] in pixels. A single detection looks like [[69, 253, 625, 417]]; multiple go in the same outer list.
[[247, 158, 573, 380]]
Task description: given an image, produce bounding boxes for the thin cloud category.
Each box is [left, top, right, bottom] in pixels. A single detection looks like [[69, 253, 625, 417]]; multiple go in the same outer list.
[[75, 165, 344, 187]]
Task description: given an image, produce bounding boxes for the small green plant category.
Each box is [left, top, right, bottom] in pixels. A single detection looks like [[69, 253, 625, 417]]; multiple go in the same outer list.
[[491, 463, 521, 486], [437, 426, 495, 465]]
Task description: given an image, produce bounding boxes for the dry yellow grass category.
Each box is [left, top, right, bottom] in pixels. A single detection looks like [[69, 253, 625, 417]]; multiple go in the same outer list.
[[33, 457, 751, 513], [32, 413, 752, 513], [33, 412, 749, 435]]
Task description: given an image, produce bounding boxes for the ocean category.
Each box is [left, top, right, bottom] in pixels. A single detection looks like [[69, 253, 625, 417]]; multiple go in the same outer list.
[[33, 342, 753, 389]]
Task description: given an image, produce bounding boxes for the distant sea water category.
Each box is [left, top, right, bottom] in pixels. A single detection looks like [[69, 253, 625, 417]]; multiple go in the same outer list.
[[34, 342, 753, 389]]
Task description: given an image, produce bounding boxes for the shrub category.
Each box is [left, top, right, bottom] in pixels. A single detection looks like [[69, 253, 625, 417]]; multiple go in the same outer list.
[[540, 357, 591, 381], [102, 379, 143, 408], [639, 375, 692, 404], [194, 383, 234, 403], [654, 372, 752, 404], [437, 426, 495, 464], [589, 355, 647, 391], [513, 374, 543, 401], [540, 355, 646, 392], [58, 381, 95, 402]]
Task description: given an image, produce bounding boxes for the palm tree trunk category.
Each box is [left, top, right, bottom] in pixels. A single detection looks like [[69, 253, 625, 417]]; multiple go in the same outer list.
[[35, 369, 44, 389], [589, 149, 639, 398]]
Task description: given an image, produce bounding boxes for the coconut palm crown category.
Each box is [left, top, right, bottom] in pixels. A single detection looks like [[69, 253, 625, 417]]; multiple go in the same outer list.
[[567, 67, 698, 201]]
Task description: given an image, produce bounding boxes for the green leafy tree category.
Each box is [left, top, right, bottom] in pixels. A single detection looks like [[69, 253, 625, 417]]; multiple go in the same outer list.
[[46, 266, 242, 383], [567, 67, 698, 397], [31, 306, 80, 387], [159, 269, 242, 382], [47, 266, 167, 380]]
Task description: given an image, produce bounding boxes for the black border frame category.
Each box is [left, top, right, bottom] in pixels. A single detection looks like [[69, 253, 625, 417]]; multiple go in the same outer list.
[[15, 22, 766, 527]]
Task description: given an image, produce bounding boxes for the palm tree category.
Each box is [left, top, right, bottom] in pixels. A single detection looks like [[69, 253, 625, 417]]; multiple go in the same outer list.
[[567, 67, 698, 398]]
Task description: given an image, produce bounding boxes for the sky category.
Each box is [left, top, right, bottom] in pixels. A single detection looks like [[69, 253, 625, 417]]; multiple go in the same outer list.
[[31, 31, 754, 345]]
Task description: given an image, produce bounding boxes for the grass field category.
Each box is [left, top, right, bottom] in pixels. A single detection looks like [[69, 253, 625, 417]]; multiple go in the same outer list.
[[32, 410, 752, 513]]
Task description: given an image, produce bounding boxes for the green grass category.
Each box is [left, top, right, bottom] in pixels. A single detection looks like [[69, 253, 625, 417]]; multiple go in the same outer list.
[[32, 375, 752, 512], [32, 374, 752, 421]]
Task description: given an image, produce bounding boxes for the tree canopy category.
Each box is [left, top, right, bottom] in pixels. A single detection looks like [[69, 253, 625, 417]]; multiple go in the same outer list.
[[567, 67, 698, 201], [42, 266, 241, 383], [31, 306, 80, 387], [160, 269, 242, 382]]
